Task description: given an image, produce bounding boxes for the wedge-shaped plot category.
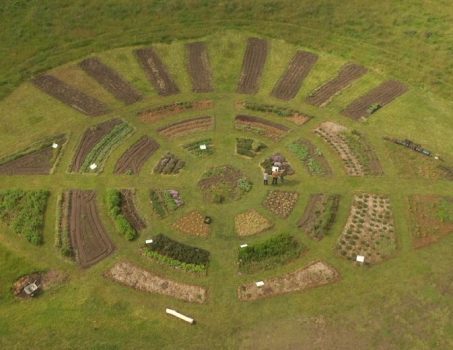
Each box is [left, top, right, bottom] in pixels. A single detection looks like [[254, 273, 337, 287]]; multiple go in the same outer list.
[[114, 136, 160, 175]]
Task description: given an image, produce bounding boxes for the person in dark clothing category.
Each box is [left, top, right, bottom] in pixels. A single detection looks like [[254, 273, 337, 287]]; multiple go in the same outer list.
[[263, 172, 269, 185]]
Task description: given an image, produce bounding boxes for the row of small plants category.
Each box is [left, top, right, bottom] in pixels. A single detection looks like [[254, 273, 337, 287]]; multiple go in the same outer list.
[[183, 139, 214, 157], [81, 122, 133, 172], [242, 101, 302, 117], [143, 233, 210, 273], [0, 189, 49, 245], [342, 130, 376, 174], [105, 189, 138, 240], [238, 233, 303, 273], [287, 140, 324, 175], [236, 138, 267, 158], [55, 191, 73, 256], [150, 189, 184, 218]]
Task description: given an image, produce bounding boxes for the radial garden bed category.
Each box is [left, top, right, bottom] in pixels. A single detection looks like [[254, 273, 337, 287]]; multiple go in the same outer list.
[[0, 134, 66, 175], [143, 234, 210, 273], [238, 233, 303, 273], [315, 121, 383, 176], [157, 116, 214, 139], [238, 261, 340, 301], [235, 209, 273, 236], [198, 165, 252, 204], [150, 189, 184, 218], [337, 193, 396, 265], [234, 115, 290, 141], [138, 100, 213, 124], [153, 153, 185, 174], [298, 194, 340, 240], [173, 210, 210, 237], [183, 139, 214, 157], [263, 190, 299, 218], [186, 42, 214, 93], [236, 138, 267, 158], [106, 261, 207, 303], [288, 138, 332, 176], [237, 37, 268, 94], [114, 136, 160, 175], [237, 101, 312, 125], [409, 195, 453, 248]]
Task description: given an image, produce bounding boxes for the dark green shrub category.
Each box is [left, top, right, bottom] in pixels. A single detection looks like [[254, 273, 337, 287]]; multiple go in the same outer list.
[[105, 189, 137, 241]]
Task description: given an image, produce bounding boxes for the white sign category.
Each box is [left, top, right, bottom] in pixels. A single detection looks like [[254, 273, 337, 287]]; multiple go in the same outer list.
[[255, 281, 265, 287], [166, 308, 194, 324], [145, 239, 153, 244], [199, 144, 207, 150], [240, 244, 248, 248], [52, 143, 59, 149], [272, 166, 279, 172], [89, 163, 97, 170], [356, 255, 365, 263]]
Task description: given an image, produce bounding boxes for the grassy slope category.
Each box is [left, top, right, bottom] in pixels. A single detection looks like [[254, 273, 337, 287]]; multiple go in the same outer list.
[[0, 3, 453, 350]]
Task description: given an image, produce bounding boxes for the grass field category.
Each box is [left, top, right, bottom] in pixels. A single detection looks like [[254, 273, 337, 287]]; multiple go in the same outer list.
[[1, 2, 453, 350]]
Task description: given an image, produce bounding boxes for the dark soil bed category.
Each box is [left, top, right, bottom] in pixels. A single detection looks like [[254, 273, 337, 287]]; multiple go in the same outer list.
[[114, 136, 160, 175], [235, 115, 289, 141], [237, 38, 268, 94], [186, 42, 213, 93], [120, 190, 146, 231], [157, 116, 214, 138]]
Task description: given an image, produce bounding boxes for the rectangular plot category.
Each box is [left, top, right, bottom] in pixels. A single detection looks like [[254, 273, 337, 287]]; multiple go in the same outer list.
[[32, 74, 109, 116], [79, 57, 142, 105], [135, 47, 180, 96], [271, 51, 318, 100], [306, 63, 367, 106], [186, 42, 213, 92], [342, 80, 407, 120], [237, 38, 268, 94]]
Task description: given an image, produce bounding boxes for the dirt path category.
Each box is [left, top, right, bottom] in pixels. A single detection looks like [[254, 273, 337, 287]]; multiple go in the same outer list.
[[237, 38, 268, 94]]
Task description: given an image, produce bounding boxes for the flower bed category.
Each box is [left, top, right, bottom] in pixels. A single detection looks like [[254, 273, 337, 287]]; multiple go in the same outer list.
[[263, 190, 299, 218]]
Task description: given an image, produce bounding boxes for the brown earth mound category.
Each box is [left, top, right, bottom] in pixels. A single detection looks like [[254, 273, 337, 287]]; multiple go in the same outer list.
[[114, 136, 160, 175], [186, 42, 213, 93], [138, 100, 213, 124], [13, 270, 67, 298], [235, 209, 273, 236], [69, 190, 114, 268], [271, 51, 318, 100], [70, 119, 122, 172], [342, 80, 408, 119], [32, 74, 109, 116], [135, 47, 180, 96], [238, 261, 340, 301], [237, 38, 268, 94], [235, 115, 289, 141], [120, 190, 146, 231], [106, 261, 207, 303], [307, 63, 367, 106], [79, 57, 142, 105], [157, 116, 214, 138], [173, 210, 210, 237]]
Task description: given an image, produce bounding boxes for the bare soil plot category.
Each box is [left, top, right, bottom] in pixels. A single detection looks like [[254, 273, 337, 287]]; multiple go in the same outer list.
[[238, 261, 339, 301], [342, 80, 408, 120], [114, 136, 160, 175], [237, 38, 268, 94], [337, 194, 396, 264], [315, 122, 383, 176], [186, 42, 213, 92], [32, 74, 109, 116], [106, 261, 207, 303], [306, 63, 367, 106], [298, 194, 340, 240], [68, 190, 115, 268], [237, 101, 312, 125], [409, 195, 453, 248], [288, 138, 332, 176], [0, 134, 66, 175], [153, 153, 185, 174], [13, 270, 67, 298], [135, 47, 180, 96], [157, 116, 214, 139], [263, 190, 299, 218], [79, 57, 142, 105], [271, 51, 318, 100], [120, 190, 146, 231], [70, 119, 127, 173], [234, 115, 289, 141], [173, 210, 210, 237], [138, 100, 213, 124], [235, 209, 273, 236]]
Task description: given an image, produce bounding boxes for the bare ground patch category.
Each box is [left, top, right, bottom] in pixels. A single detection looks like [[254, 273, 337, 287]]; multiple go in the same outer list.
[[173, 210, 210, 237], [114, 136, 160, 175], [235, 209, 273, 236]]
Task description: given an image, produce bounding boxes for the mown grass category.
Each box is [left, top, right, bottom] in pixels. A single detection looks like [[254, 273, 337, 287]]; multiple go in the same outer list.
[[0, 12, 453, 350]]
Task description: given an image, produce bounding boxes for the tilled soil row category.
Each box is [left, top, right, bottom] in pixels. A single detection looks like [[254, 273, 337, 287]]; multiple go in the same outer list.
[[70, 119, 122, 172], [271, 51, 318, 100], [157, 116, 214, 138], [186, 42, 214, 93], [114, 136, 160, 174], [106, 261, 207, 303], [69, 190, 114, 268], [32, 74, 109, 116], [307, 63, 367, 106], [138, 100, 213, 124], [135, 47, 180, 96], [79, 57, 142, 105], [237, 38, 268, 94], [342, 80, 407, 120], [120, 189, 146, 231], [238, 261, 339, 301], [235, 115, 289, 141], [154, 153, 185, 174]]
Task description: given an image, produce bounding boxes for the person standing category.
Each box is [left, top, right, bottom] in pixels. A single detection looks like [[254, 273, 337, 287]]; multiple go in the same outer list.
[[263, 172, 269, 185], [279, 169, 285, 184], [272, 170, 279, 185]]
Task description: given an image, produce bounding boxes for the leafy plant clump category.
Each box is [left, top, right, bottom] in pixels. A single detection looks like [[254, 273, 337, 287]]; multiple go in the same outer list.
[[150, 189, 184, 218], [106, 189, 137, 241], [238, 233, 303, 273], [144, 233, 210, 272], [236, 138, 267, 158], [287, 139, 329, 176], [437, 198, 453, 222], [55, 192, 73, 256], [0, 189, 49, 245]]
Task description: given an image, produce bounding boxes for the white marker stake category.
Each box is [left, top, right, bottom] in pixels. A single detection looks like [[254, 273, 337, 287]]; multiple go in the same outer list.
[[145, 239, 153, 244], [199, 144, 207, 150], [255, 281, 265, 287], [356, 255, 365, 263], [240, 244, 248, 248], [166, 308, 194, 324], [52, 143, 59, 149], [89, 163, 97, 170]]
